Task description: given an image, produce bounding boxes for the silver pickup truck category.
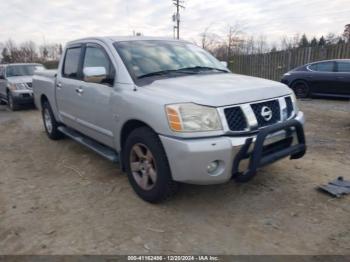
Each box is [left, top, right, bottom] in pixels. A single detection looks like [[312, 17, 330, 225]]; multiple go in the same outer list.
[[33, 36, 306, 203]]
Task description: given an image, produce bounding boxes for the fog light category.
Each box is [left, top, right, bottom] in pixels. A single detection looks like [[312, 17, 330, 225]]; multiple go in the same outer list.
[[207, 160, 219, 174]]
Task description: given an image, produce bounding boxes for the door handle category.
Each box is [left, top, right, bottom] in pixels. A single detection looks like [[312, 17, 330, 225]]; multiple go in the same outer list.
[[57, 82, 62, 89], [336, 76, 345, 79], [75, 87, 84, 94]]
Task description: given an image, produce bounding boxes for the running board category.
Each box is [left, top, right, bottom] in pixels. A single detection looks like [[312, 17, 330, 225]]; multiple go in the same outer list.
[[58, 126, 119, 163]]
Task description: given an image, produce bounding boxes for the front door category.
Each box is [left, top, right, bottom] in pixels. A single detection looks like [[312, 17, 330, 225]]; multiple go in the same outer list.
[[74, 43, 116, 147]]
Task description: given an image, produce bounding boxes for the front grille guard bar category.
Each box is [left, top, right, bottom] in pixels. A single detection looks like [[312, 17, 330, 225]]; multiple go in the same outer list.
[[232, 119, 306, 182]]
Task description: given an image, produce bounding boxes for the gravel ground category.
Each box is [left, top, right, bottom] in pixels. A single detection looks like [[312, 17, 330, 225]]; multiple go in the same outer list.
[[0, 99, 349, 255]]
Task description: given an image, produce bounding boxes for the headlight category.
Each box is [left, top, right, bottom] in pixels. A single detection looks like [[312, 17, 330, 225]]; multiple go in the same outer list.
[[8, 83, 28, 90], [166, 103, 222, 132], [283, 73, 291, 76]]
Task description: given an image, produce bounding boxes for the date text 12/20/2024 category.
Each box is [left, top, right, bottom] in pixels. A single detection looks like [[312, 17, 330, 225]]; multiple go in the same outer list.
[[127, 255, 220, 261]]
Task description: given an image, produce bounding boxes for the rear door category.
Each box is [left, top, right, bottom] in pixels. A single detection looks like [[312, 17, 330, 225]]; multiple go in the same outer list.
[[56, 45, 84, 131], [335, 61, 350, 95], [307, 61, 336, 94]]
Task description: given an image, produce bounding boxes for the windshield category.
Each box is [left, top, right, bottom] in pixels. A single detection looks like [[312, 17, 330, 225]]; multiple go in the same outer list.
[[115, 40, 228, 79], [6, 65, 44, 77]]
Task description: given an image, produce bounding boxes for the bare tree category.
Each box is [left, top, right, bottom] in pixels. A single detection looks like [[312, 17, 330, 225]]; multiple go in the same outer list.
[[244, 36, 255, 54], [343, 24, 350, 43], [325, 33, 339, 45], [20, 41, 38, 62], [256, 35, 268, 53], [226, 23, 244, 59], [280, 34, 300, 50]]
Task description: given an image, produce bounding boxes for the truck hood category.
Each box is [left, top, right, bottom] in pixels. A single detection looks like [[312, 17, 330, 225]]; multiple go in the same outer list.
[[145, 73, 292, 107], [6, 76, 33, 84]]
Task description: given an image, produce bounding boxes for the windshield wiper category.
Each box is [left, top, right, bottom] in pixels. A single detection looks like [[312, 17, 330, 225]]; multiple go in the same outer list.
[[138, 69, 197, 79], [177, 66, 229, 73], [137, 66, 229, 79]]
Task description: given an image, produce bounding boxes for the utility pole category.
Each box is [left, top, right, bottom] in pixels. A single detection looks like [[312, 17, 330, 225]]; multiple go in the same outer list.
[[172, 0, 185, 39]]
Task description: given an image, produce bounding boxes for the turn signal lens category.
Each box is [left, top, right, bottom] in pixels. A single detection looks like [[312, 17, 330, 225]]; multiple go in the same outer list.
[[166, 107, 182, 131]]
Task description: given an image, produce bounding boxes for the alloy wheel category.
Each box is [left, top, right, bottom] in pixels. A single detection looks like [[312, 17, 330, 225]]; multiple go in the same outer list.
[[44, 108, 53, 134], [129, 143, 157, 191]]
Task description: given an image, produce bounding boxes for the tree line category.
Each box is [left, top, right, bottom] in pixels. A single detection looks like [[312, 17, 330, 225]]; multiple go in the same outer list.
[[0, 39, 63, 64], [198, 24, 350, 61], [1, 24, 349, 65]]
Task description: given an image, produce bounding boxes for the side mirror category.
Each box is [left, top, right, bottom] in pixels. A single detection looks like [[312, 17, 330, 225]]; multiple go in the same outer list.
[[83, 67, 107, 84], [220, 61, 228, 68], [0, 74, 4, 80]]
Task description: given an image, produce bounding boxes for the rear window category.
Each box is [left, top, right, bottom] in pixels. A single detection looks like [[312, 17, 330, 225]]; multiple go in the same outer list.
[[337, 61, 350, 72], [63, 47, 82, 79]]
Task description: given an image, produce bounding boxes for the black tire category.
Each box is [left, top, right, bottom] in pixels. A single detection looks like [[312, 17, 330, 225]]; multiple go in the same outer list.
[[7, 92, 20, 111], [124, 127, 179, 203], [291, 81, 310, 98], [42, 101, 64, 140]]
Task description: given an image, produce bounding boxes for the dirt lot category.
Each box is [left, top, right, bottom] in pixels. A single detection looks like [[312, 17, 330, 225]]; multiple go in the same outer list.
[[0, 99, 349, 255]]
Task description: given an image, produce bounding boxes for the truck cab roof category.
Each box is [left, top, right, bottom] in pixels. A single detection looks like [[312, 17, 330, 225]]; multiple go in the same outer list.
[[67, 36, 189, 46]]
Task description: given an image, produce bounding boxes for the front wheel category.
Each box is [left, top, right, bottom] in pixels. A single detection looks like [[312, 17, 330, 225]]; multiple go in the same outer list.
[[42, 101, 63, 140], [7, 92, 19, 111], [292, 81, 309, 98], [124, 127, 179, 203]]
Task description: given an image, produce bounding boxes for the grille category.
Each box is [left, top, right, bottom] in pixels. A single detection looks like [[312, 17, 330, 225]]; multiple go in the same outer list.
[[251, 100, 281, 128], [224, 107, 247, 131], [285, 96, 294, 118]]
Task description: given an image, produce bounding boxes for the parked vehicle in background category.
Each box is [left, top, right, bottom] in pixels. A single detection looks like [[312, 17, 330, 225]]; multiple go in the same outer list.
[[281, 59, 350, 98], [0, 63, 45, 110], [33, 36, 306, 203]]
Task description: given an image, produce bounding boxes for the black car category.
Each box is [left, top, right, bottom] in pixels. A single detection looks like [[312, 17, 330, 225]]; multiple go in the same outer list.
[[281, 59, 350, 98]]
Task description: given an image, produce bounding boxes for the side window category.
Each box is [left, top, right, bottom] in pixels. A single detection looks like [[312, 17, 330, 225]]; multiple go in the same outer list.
[[337, 62, 350, 73], [83, 45, 115, 86], [62, 47, 82, 79], [308, 64, 317, 71], [310, 62, 334, 72]]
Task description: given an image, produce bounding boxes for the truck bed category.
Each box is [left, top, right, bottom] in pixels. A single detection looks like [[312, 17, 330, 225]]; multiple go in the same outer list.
[[32, 69, 57, 110]]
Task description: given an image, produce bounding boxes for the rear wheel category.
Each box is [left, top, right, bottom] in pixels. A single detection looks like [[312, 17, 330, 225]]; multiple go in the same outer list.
[[292, 81, 309, 98], [124, 127, 179, 203], [42, 101, 63, 140]]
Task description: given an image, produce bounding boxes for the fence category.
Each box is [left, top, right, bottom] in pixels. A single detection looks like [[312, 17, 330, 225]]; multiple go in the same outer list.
[[229, 43, 350, 81]]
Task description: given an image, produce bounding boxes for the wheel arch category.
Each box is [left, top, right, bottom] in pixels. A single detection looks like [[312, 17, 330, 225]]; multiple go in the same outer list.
[[119, 119, 158, 171], [290, 79, 310, 88], [40, 94, 49, 106], [120, 119, 156, 151]]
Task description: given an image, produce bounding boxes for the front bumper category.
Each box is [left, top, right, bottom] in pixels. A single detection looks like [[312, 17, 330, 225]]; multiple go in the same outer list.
[[160, 111, 306, 185], [11, 90, 34, 104]]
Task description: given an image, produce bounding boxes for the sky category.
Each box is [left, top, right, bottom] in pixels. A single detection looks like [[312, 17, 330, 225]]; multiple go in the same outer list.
[[0, 0, 349, 46]]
